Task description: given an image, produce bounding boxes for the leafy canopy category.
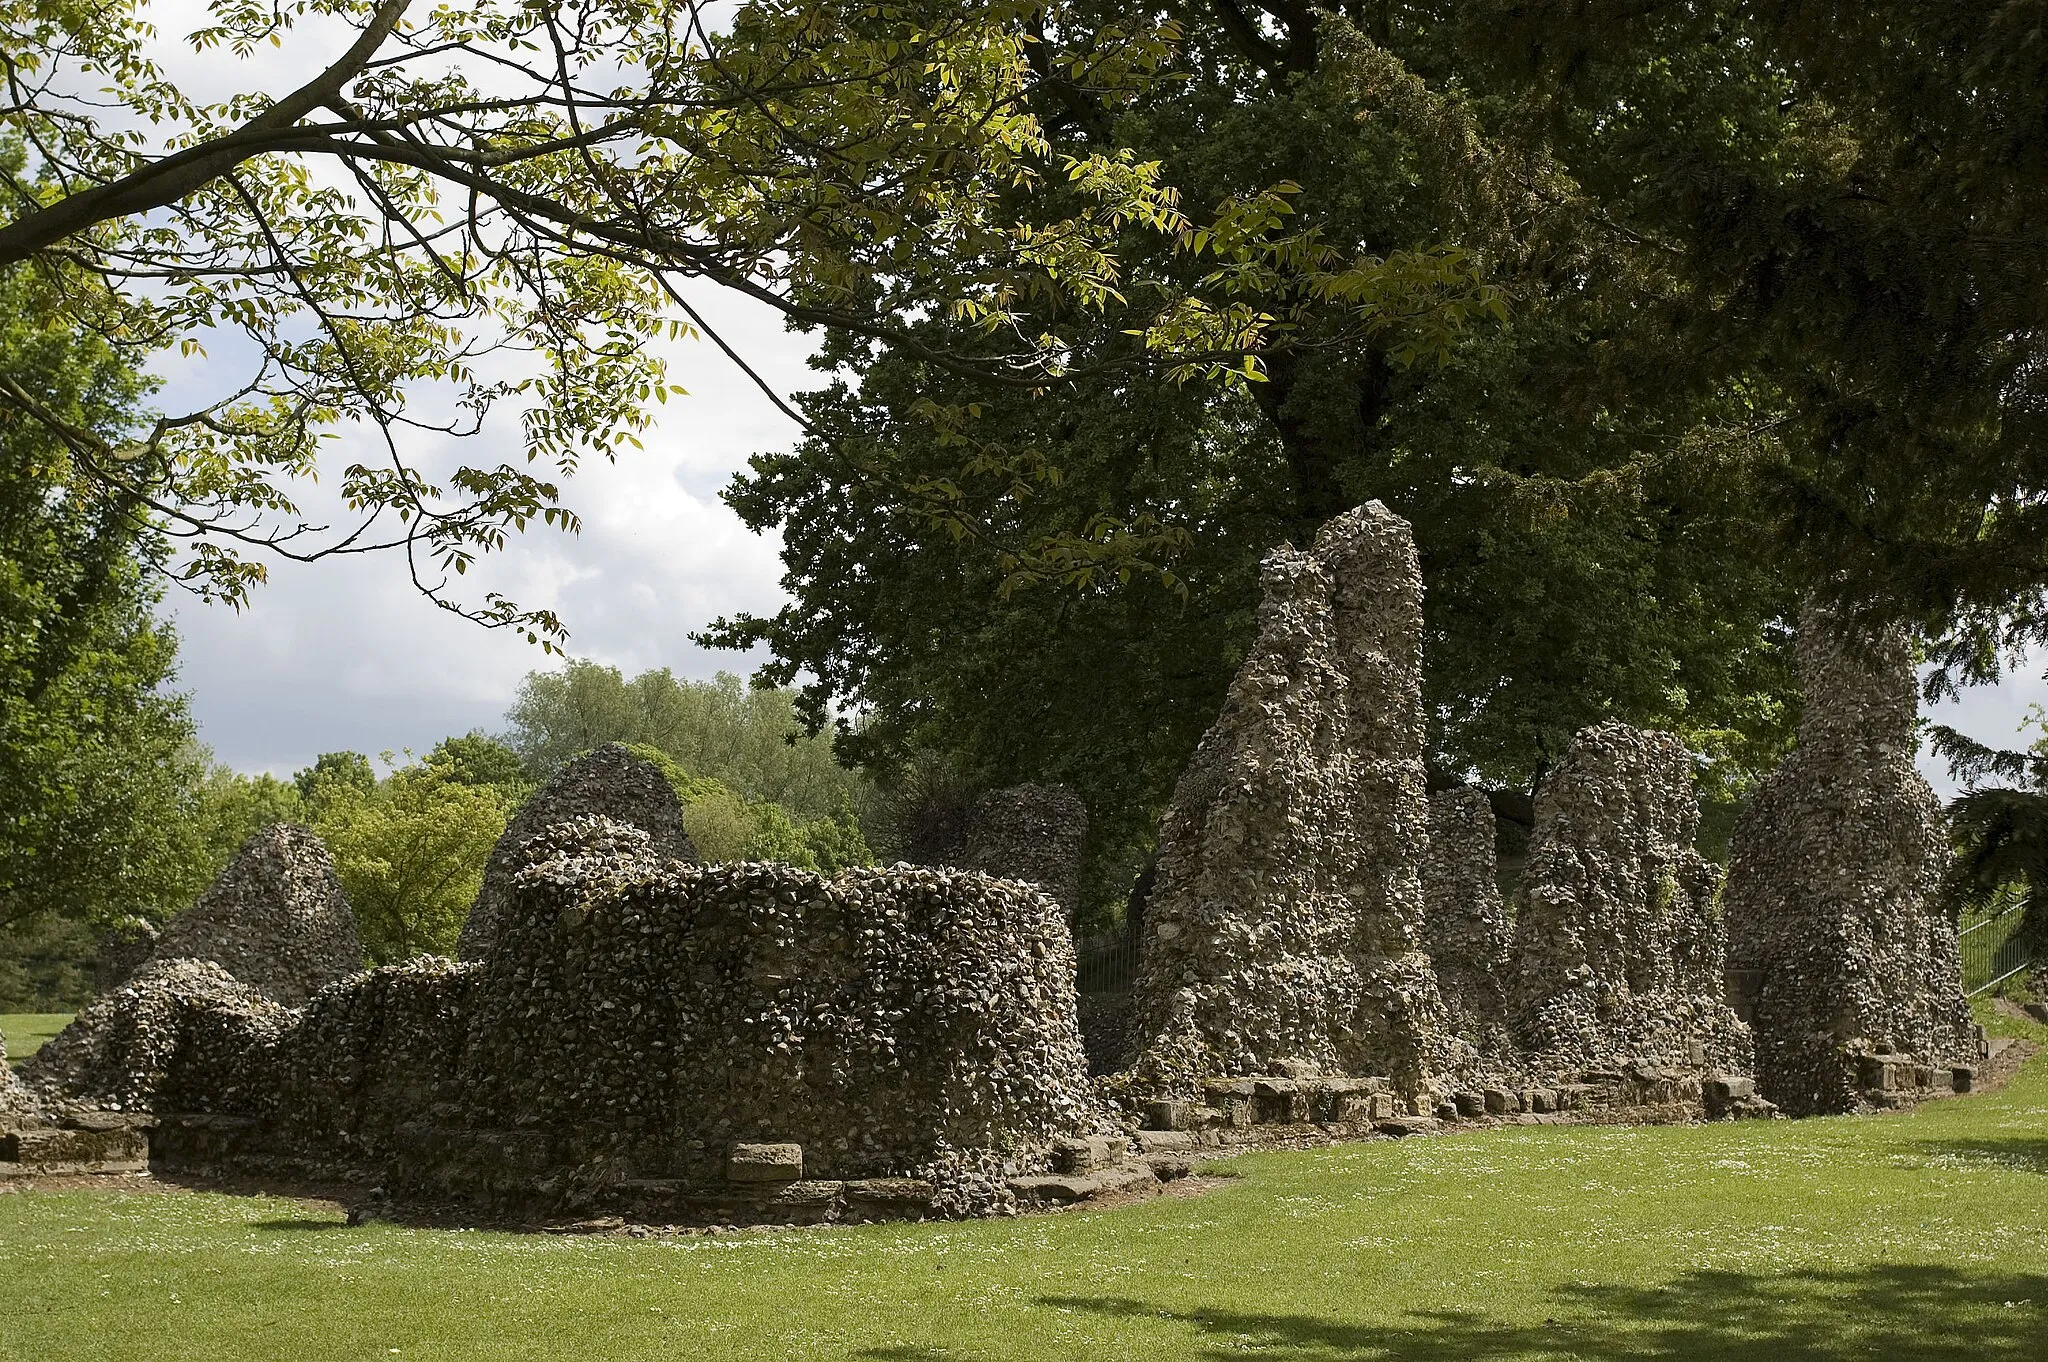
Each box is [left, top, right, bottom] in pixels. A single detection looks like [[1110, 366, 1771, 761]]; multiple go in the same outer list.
[[0, 0, 1496, 642], [0, 265, 207, 938]]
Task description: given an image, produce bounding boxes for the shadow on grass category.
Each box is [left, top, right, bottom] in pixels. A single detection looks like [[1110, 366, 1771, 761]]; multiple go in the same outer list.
[[1908, 1136, 2048, 1175], [249, 1217, 347, 1232], [991, 1263, 2048, 1361]]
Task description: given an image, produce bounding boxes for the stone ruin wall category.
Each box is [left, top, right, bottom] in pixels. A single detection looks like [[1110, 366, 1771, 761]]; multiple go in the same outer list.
[[93, 917, 159, 996], [144, 823, 362, 1008], [457, 742, 698, 961], [40, 817, 1098, 1222], [1120, 502, 1768, 1122], [1509, 723, 1756, 1093], [959, 783, 1088, 919], [1126, 503, 1458, 1099], [0, 1030, 32, 1124], [1723, 603, 1979, 1116], [1422, 786, 1514, 1057]]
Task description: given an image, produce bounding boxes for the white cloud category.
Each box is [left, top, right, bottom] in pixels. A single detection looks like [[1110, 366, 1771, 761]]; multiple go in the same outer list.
[[169, 288, 814, 775]]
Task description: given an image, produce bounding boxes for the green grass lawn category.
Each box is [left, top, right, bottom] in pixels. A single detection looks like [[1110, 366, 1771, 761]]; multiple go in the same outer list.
[[1, 1013, 71, 1066], [4, 1012, 2048, 1361]]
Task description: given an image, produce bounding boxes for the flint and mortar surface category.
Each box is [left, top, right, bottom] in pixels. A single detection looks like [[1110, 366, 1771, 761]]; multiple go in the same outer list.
[[1126, 503, 1462, 1098], [1, 1030, 35, 1124], [1509, 722, 1754, 1085], [145, 823, 362, 1007], [21, 957, 292, 1114], [93, 917, 160, 995], [958, 783, 1089, 918], [1723, 604, 1977, 1115], [1423, 786, 1516, 1056], [457, 743, 697, 961], [50, 817, 1098, 1221]]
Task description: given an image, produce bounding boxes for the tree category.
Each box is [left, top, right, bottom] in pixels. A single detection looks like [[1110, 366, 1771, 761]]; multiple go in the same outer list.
[[0, 265, 211, 946], [424, 732, 527, 790], [621, 742, 871, 872], [0, 0, 1488, 644], [707, 5, 1801, 899], [314, 763, 511, 962], [504, 661, 875, 825], [188, 762, 307, 882], [1434, 1, 2048, 688], [293, 750, 377, 805]]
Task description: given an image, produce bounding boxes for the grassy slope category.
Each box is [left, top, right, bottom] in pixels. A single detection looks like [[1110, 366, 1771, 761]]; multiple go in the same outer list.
[[1, 1013, 2045, 1361], [0, 1013, 70, 1066]]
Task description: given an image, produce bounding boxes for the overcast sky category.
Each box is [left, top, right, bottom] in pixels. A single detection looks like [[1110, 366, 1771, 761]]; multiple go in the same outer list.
[[133, 3, 2045, 794]]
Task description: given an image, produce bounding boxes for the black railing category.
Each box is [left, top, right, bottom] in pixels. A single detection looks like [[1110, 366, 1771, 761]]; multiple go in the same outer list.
[[1076, 928, 1138, 994], [1961, 900, 2042, 996]]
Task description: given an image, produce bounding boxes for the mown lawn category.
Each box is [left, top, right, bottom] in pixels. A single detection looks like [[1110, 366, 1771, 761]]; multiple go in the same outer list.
[[3, 1010, 2047, 1362], [0, 1013, 70, 1066]]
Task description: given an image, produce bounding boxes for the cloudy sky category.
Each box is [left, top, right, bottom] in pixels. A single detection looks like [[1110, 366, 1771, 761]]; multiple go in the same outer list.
[[164, 287, 808, 775], [129, 2, 2043, 792]]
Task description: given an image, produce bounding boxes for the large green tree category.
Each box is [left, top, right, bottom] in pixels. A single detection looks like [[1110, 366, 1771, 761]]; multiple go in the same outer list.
[[0, 267, 208, 949], [0, 0, 1485, 645], [709, 5, 1802, 894], [503, 661, 876, 825], [1435, 1, 2048, 686]]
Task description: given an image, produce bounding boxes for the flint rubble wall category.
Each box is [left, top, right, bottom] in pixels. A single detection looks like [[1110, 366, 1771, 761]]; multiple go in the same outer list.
[[457, 743, 696, 961], [1724, 604, 1978, 1115], [1127, 503, 1457, 1096], [1509, 723, 1754, 1084]]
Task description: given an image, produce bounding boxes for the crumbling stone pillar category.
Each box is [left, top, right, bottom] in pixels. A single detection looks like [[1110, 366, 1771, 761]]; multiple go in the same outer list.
[[959, 783, 1089, 918], [147, 824, 363, 1007], [1, 1030, 33, 1123], [1511, 722, 1753, 1082], [1127, 503, 1455, 1094], [1423, 787, 1515, 1049], [1723, 604, 1976, 1115], [93, 917, 159, 995], [457, 742, 696, 961]]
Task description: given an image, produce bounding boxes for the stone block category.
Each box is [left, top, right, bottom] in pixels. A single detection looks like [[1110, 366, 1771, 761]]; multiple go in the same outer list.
[[843, 1178, 936, 1213], [727, 1142, 804, 1183], [1525, 1089, 1554, 1114], [1481, 1087, 1517, 1115], [1253, 1078, 1303, 1124], [1053, 1135, 1121, 1174], [1951, 1065, 1976, 1094], [1142, 1099, 1192, 1132], [1705, 1075, 1756, 1102], [1453, 1091, 1487, 1118], [1375, 1116, 1441, 1138], [1008, 1174, 1100, 1203], [1136, 1130, 1196, 1153]]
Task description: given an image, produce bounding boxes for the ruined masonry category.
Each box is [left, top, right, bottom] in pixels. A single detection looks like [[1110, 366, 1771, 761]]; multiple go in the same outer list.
[[959, 783, 1089, 918], [28, 816, 1109, 1222], [12, 506, 1992, 1215], [1510, 723, 1756, 1088], [1422, 786, 1514, 1053], [144, 823, 362, 1008], [1127, 503, 1460, 1096], [1723, 604, 1981, 1116], [1122, 503, 1779, 1130], [457, 742, 698, 961]]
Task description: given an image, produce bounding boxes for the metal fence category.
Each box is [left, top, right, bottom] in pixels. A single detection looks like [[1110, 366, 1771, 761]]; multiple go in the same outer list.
[[1961, 900, 2042, 996], [1075, 928, 1138, 994]]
